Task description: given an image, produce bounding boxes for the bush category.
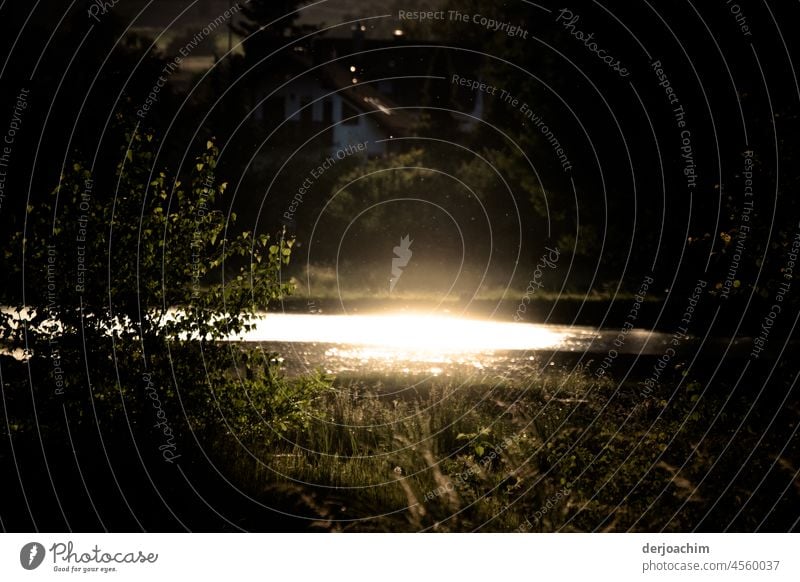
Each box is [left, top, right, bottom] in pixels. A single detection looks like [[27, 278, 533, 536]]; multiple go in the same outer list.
[[0, 121, 324, 469]]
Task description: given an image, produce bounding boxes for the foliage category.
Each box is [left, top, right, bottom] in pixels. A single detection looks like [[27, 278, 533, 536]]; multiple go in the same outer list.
[[0, 121, 323, 460], [318, 147, 531, 294]]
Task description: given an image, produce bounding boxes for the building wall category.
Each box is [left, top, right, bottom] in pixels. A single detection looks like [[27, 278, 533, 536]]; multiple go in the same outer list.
[[276, 81, 388, 156]]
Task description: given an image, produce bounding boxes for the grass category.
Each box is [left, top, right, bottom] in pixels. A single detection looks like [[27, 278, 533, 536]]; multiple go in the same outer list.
[[3, 338, 796, 532], [211, 365, 661, 531], [208, 356, 800, 532]]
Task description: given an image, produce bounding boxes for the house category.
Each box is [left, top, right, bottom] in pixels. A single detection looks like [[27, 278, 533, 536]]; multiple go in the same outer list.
[[257, 47, 419, 157]]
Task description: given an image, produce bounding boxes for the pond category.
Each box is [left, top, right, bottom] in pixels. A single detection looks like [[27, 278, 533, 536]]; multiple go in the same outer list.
[[2, 307, 746, 379], [231, 313, 680, 378]]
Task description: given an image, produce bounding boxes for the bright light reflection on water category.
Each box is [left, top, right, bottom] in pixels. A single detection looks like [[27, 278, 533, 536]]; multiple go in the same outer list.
[[240, 314, 574, 351], [235, 313, 614, 376], [235, 312, 616, 371], [233, 313, 681, 376], [1, 307, 670, 376]]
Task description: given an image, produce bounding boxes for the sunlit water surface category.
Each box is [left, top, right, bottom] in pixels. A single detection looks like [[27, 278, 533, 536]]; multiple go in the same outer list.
[[234, 313, 672, 377], [1, 308, 679, 377]]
